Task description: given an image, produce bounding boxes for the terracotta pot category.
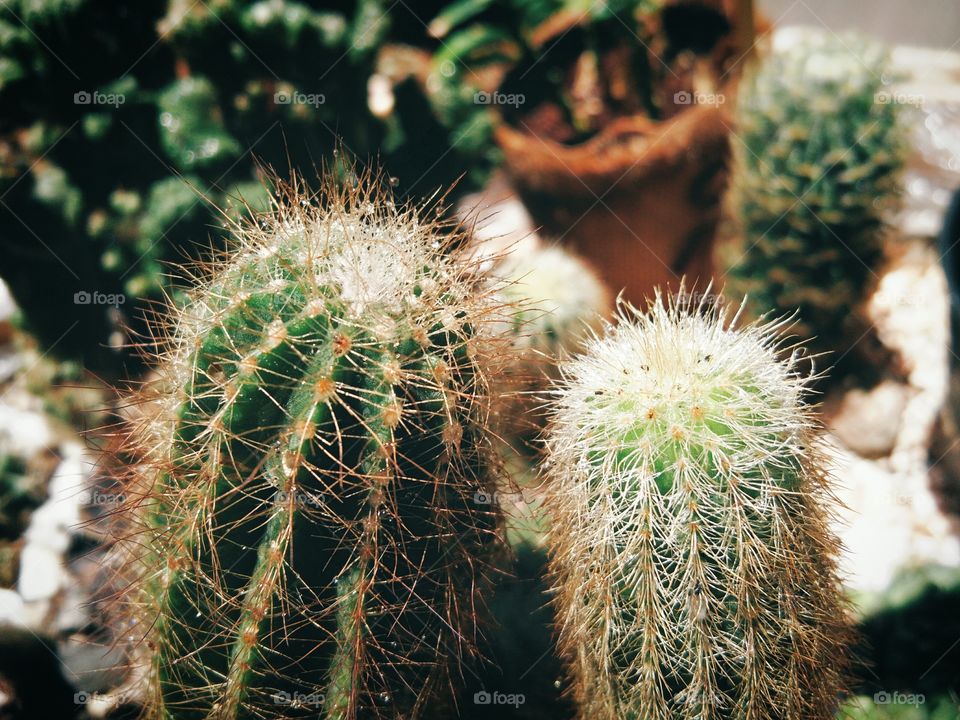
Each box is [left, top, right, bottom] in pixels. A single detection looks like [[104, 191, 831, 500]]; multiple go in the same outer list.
[[495, 102, 731, 305]]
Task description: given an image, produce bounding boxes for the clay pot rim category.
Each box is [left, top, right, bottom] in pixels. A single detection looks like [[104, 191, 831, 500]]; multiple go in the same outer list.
[[495, 98, 732, 197]]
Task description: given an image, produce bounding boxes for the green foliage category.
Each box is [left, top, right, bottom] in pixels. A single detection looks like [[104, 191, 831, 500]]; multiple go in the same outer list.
[[122, 176, 502, 719], [545, 291, 852, 719], [724, 34, 907, 357], [0, 0, 480, 372], [853, 565, 960, 702]]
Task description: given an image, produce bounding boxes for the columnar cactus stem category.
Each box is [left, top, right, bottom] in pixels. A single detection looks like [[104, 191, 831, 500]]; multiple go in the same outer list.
[[121, 173, 502, 719], [544, 290, 852, 720], [723, 33, 906, 353]]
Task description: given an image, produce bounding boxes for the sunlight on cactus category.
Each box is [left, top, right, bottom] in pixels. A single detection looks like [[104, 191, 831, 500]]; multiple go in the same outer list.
[[544, 289, 853, 720], [115, 171, 504, 720]]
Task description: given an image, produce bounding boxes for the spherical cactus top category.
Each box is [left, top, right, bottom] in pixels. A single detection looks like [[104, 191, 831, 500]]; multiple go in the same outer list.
[[548, 293, 810, 490], [493, 244, 612, 359], [169, 179, 475, 349]]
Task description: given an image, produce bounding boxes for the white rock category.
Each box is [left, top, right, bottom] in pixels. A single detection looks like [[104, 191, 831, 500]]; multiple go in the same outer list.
[[0, 588, 25, 626], [826, 237, 960, 594], [0, 405, 53, 457], [23, 447, 89, 551], [22, 504, 71, 554], [829, 381, 910, 458], [18, 543, 65, 602], [47, 447, 88, 521], [830, 444, 960, 592]]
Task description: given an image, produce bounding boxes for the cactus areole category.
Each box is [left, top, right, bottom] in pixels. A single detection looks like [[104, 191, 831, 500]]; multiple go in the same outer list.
[[124, 174, 501, 719], [545, 291, 851, 720]]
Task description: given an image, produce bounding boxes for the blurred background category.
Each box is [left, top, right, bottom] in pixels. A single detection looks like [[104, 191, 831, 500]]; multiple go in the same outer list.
[[763, 0, 960, 49], [0, 1, 958, 718]]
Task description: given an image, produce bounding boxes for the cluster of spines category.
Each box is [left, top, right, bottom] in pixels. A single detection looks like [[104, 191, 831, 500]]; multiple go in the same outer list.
[[120, 173, 502, 719], [544, 290, 852, 719]]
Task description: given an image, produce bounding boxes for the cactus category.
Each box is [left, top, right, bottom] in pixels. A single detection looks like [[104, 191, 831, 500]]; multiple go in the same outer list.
[[722, 33, 907, 354], [121, 173, 503, 719], [493, 244, 612, 373], [486, 244, 611, 449], [544, 291, 852, 719]]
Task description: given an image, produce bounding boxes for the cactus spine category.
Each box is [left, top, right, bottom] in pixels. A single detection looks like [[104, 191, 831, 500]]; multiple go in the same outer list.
[[723, 33, 906, 351], [545, 291, 852, 719], [123, 174, 502, 719]]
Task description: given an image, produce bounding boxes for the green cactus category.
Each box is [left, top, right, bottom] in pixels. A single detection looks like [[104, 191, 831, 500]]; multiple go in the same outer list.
[[493, 244, 611, 365], [723, 33, 907, 355], [544, 290, 852, 719], [122, 174, 503, 719]]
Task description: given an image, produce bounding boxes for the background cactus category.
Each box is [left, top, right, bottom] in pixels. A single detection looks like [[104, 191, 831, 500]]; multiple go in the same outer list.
[[485, 243, 612, 452], [120, 173, 503, 719], [721, 33, 907, 367], [492, 244, 611, 373], [544, 291, 852, 719]]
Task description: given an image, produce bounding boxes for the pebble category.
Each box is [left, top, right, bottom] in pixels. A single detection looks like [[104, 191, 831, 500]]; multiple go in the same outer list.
[[829, 380, 910, 458], [0, 588, 25, 626], [18, 543, 64, 602], [0, 405, 53, 458], [17, 447, 89, 609]]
